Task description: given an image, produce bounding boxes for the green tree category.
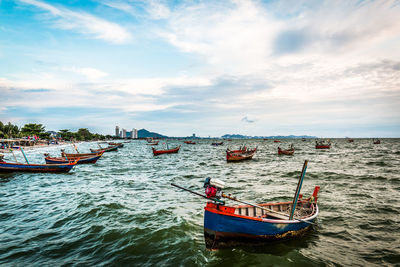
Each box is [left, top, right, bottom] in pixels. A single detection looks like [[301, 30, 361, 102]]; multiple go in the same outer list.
[[21, 123, 45, 136], [3, 122, 20, 138], [76, 128, 92, 141]]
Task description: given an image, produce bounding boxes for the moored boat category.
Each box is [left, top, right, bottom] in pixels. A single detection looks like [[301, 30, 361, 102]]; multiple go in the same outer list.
[[274, 140, 281, 143], [184, 141, 196, 144], [226, 147, 257, 162], [152, 145, 181, 156], [172, 161, 320, 249], [373, 139, 381, 144], [0, 160, 77, 173], [61, 150, 103, 159], [211, 142, 224, 146], [108, 142, 124, 148], [278, 145, 295, 155], [147, 141, 159, 146], [315, 140, 331, 149], [45, 151, 104, 164], [90, 145, 118, 153]]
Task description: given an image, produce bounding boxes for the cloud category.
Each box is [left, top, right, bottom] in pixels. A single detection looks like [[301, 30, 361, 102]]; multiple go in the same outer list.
[[19, 0, 132, 43], [102, 0, 170, 20], [241, 116, 255, 123]]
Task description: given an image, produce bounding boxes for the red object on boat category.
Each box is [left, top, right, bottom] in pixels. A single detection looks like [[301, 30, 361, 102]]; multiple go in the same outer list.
[[278, 147, 294, 155], [152, 145, 181, 156], [205, 186, 217, 198], [226, 147, 257, 162], [316, 145, 330, 149], [184, 141, 196, 144]]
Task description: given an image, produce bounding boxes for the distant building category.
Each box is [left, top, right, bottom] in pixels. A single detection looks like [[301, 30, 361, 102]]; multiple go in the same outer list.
[[126, 132, 131, 138], [192, 133, 196, 138], [122, 128, 127, 138], [115, 126, 119, 137], [132, 128, 138, 139]]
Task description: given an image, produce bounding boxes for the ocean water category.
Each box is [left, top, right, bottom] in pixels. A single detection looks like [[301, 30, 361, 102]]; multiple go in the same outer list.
[[0, 139, 399, 266]]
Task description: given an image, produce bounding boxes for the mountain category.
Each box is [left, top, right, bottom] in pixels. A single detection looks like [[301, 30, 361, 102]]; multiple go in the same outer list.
[[221, 134, 317, 139], [138, 129, 167, 138]]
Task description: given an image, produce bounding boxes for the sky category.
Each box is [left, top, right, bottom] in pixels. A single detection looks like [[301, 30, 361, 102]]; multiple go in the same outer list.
[[1, 0, 400, 137]]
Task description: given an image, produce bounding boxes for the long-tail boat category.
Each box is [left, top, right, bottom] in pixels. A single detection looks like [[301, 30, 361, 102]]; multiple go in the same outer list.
[[0, 160, 77, 173], [147, 141, 159, 146], [274, 140, 281, 143], [44, 151, 104, 164], [211, 142, 224, 146], [315, 140, 331, 149], [108, 142, 124, 148], [172, 161, 320, 250], [184, 141, 196, 144], [61, 150, 103, 159], [347, 138, 354, 143], [152, 145, 181, 156], [226, 147, 257, 162], [278, 145, 295, 155], [90, 145, 118, 153], [373, 139, 381, 144]]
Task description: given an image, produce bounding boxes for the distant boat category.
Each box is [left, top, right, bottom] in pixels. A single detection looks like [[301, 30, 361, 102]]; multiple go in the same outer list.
[[274, 140, 281, 143], [211, 142, 224, 146], [184, 141, 196, 144], [0, 160, 77, 173], [346, 137, 354, 143], [278, 145, 294, 155], [302, 138, 306, 142], [152, 145, 181, 156], [373, 139, 381, 144], [315, 140, 331, 149], [226, 147, 257, 162]]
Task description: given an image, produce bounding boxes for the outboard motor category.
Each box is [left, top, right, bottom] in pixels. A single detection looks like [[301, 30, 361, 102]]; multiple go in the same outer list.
[[204, 177, 225, 200]]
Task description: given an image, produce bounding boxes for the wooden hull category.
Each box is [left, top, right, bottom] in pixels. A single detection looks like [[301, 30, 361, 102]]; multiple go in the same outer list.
[[108, 142, 124, 148], [90, 146, 118, 153], [184, 141, 196, 144], [0, 161, 76, 173], [373, 140, 381, 144], [61, 151, 103, 159], [147, 141, 159, 146], [278, 149, 294, 155], [315, 145, 330, 149], [45, 154, 102, 164], [204, 201, 318, 250], [211, 142, 223, 146], [274, 140, 281, 143], [226, 148, 256, 162], [152, 145, 181, 156]]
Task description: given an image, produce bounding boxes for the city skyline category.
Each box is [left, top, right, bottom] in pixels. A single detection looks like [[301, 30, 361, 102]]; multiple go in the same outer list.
[[1, 0, 400, 137]]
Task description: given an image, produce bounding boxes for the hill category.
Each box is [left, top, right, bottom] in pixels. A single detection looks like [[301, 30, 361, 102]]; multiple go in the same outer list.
[[138, 129, 167, 138]]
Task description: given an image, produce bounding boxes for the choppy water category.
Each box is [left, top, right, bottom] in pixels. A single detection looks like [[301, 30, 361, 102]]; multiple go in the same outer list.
[[0, 139, 399, 266]]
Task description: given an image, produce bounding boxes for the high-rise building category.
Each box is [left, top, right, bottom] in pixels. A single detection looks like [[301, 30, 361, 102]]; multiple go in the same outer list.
[[115, 126, 119, 137], [122, 128, 127, 138], [132, 128, 138, 139]]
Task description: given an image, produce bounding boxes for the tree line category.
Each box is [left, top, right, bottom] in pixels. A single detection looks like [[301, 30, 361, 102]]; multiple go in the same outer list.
[[0, 121, 113, 141]]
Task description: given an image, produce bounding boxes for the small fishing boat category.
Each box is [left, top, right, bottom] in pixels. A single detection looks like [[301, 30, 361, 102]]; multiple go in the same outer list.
[[90, 145, 118, 153], [0, 160, 77, 173], [347, 138, 354, 143], [184, 141, 196, 144], [373, 139, 381, 144], [315, 140, 331, 149], [108, 142, 124, 148], [226, 147, 257, 162], [274, 140, 281, 143], [147, 141, 159, 146], [172, 161, 320, 250], [152, 145, 181, 156], [278, 145, 295, 155], [44, 151, 104, 164], [211, 142, 224, 146], [61, 150, 103, 159]]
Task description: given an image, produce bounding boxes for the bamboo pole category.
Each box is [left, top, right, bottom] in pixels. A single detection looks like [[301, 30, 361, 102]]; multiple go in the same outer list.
[[290, 160, 308, 220]]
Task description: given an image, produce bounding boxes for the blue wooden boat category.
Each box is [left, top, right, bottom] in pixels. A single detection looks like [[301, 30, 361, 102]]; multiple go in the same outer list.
[[0, 160, 77, 173], [203, 186, 320, 249]]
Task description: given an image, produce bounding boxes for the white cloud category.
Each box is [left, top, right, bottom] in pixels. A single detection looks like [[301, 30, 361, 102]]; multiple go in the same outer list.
[[19, 0, 132, 43]]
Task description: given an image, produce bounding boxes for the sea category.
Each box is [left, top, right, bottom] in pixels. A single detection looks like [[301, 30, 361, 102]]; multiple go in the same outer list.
[[0, 139, 399, 266]]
